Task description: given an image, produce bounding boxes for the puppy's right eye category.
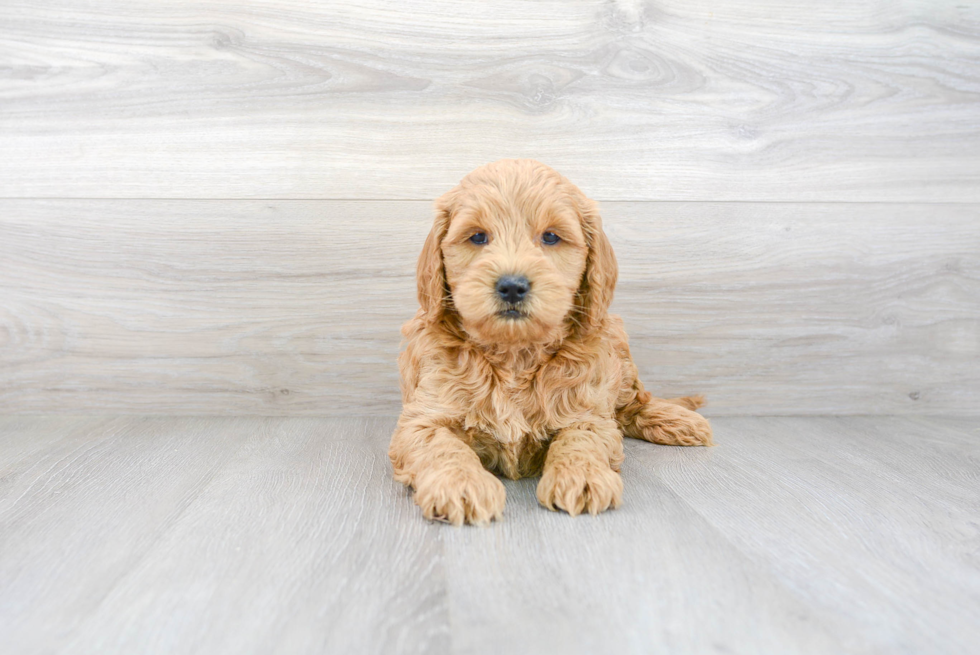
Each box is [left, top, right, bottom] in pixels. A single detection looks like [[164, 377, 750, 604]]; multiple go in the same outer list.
[[469, 232, 488, 245]]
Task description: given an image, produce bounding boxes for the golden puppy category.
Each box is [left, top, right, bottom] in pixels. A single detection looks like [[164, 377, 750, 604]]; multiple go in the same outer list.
[[389, 159, 712, 525]]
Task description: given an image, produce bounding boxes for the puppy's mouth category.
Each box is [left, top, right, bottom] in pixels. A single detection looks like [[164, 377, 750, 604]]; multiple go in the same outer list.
[[497, 308, 528, 320]]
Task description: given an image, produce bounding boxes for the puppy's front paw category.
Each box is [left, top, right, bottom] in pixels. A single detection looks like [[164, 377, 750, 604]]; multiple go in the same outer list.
[[537, 461, 623, 516], [413, 465, 506, 526]]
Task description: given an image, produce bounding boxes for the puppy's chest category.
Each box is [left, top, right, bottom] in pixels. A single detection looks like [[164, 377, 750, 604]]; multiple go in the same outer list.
[[462, 381, 553, 479], [449, 354, 606, 478], [464, 380, 546, 444]]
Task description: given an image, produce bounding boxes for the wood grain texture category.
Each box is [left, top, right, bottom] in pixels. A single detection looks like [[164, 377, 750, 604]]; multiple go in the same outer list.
[[2, 199, 978, 416], [58, 417, 449, 655], [0, 416, 449, 655], [0, 417, 254, 654], [637, 416, 980, 654], [1, 0, 979, 200], [1, 416, 978, 654], [442, 458, 845, 654]]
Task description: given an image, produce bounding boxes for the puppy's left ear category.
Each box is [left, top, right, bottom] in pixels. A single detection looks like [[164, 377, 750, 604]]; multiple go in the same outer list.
[[574, 194, 618, 335]]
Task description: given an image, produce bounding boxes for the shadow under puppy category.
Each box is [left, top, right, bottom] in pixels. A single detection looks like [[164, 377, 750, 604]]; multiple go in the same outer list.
[[389, 159, 712, 525]]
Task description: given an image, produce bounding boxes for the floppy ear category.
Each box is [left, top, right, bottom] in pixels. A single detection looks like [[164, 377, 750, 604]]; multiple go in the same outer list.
[[416, 189, 456, 323], [574, 195, 618, 335]]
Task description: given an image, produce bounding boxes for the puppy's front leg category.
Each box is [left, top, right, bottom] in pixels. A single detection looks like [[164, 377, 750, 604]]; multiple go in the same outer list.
[[537, 418, 625, 516], [389, 417, 505, 526]]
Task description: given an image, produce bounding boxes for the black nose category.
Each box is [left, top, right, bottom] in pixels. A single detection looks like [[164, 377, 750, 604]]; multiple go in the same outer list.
[[496, 275, 530, 303]]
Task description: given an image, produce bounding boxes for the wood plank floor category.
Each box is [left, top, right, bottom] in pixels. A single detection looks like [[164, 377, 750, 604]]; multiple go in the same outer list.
[[1, 416, 977, 654]]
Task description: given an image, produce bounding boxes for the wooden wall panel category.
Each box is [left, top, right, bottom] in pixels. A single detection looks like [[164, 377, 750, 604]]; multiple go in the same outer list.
[[1, 0, 978, 200], [2, 199, 977, 415]]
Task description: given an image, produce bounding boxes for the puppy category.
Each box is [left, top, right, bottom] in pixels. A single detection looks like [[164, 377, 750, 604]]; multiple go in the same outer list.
[[389, 159, 712, 525]]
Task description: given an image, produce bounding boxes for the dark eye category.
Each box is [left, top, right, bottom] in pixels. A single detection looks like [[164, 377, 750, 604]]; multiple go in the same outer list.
[[542, 231, 561, 245], [469, 232, 488, 245]]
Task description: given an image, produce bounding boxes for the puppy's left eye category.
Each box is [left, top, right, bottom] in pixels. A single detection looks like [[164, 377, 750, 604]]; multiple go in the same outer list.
[[541, 231, 561, 245], [469, 232, 488, 245]]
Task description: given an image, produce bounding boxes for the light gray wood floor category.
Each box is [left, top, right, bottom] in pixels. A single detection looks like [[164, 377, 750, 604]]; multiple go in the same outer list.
[[1, 415, 977, 655]]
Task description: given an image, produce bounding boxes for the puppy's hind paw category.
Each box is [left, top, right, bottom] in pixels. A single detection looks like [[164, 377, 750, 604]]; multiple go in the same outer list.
[[648, 411, 713, 446], [631, 403, 714, 447]]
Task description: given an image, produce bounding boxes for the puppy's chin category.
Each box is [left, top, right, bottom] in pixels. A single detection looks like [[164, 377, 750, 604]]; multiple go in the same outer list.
[[458, 306, 568, 347]]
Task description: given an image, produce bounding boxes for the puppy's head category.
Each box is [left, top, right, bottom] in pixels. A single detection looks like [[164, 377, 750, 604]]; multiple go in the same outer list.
[[417, 159, 616, 346]]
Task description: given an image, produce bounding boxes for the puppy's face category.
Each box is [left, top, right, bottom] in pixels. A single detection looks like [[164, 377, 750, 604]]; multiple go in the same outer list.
[[442, 188, 588, 344], [417, 160, 617, 346]]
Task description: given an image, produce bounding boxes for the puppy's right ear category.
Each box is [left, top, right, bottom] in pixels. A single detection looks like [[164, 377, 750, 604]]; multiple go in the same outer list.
[[416, 188, 457, 323]]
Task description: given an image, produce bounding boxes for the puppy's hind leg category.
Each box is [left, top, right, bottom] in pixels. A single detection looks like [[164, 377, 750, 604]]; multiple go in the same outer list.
[[662, 395, 705, 411], [617, 384, 713, 447]]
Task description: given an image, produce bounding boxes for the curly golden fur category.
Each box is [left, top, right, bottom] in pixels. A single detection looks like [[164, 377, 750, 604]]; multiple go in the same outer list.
[[389, 159, 713, 525]]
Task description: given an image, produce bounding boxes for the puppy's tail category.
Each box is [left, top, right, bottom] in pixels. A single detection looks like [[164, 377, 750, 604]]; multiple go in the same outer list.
[[662, 395, 706, 411]]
